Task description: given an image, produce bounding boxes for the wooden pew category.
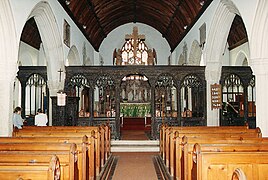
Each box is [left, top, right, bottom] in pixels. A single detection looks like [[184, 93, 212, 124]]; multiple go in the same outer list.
[[0, 142, 77, 179], [14, 125, 111, 163], [0, 155, 61, 180], [159, 125, 261, 178], [192, 143, 268, 180], [163, 127, 261, 178], [171, 135, 264, 179], [159, 124, 249, 157], [182, 138, 268, 180], [12, 125, 111, 179], [1, 134, 96, 180], [160, 124, 252, 161]]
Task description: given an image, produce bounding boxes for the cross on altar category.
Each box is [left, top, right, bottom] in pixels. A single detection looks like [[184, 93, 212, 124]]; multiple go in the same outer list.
[[58, 68, 63, 82], [125, 26, 145, 58]]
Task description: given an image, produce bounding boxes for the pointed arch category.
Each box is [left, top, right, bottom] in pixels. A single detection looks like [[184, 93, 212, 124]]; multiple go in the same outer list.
[[18, 50, 34, 66], [204, 0, 241, 126], [66, 45, 80, 66], [205, 0, 240, 65], [29, 1, 64, 93], [235, 51, 248, 66], [0, 0, 18, 136], [188, 40, 202, 65], [250, 0, 268, 60], [178, 53, 185, 65]]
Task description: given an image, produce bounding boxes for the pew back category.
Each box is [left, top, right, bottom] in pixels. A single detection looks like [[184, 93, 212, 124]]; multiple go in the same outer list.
[[0, 155, 61, 180], [193, 144, 268, 180]]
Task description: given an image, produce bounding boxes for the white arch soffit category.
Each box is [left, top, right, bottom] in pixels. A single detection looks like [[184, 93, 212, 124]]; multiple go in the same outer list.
[[29, 1, 64, 81], [250, 0, 268, 61], [19, 51, 34, 66], [67, 45, 80, 66], [189, 40, 202, 65], [0, 0, 18, 136], [0, 0, 18, 76], [235, 50, 248, 66], [205, 0, 240, 64]]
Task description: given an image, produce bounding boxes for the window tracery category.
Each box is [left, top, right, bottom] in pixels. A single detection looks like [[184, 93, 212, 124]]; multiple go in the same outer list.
[[113, 26, 157, 65]]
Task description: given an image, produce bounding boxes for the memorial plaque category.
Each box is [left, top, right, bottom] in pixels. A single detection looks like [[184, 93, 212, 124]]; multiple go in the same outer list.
[[211, 84, 222, 110]]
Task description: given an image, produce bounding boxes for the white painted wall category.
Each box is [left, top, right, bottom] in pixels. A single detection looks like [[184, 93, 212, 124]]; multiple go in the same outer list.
[[229, 42, 250, 65], [9, 0, 95, 66], [172, 0, 257, 67], [18, 42, 38, 66], [172, 0, 219, 65], [99, 22, 171, 65]]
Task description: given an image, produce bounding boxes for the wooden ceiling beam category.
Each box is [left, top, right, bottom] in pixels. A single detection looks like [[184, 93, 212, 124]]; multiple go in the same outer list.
[[86, 0, 107, 38]]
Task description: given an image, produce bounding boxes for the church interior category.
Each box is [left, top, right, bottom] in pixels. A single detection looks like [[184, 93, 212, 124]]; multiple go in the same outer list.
[[1, 0, 268, 179]]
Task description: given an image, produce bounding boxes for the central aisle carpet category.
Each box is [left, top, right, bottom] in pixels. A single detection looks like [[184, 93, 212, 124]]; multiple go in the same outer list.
[[111, 152, 159, 180]]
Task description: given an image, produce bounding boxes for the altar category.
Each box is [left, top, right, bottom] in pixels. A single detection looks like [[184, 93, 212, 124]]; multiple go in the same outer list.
[[120, 103, 151, 117]]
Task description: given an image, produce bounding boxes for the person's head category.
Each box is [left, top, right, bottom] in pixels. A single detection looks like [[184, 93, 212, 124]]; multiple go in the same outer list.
[[14, 106, 22, 114], [37, 109, 42, 114]]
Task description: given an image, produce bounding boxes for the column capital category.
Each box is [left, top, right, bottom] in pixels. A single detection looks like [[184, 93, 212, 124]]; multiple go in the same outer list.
[[47, 80, 64, 96], [205, 61, 222, 83], [250, 58, 268, 76]]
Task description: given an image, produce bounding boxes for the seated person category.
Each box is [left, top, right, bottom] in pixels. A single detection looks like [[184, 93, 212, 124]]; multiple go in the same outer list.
[[13, 106, 24, 129], [35, 109, 48, 126]]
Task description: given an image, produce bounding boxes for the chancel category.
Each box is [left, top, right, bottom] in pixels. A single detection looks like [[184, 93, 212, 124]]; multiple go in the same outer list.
[[1, 0, 268, 179]]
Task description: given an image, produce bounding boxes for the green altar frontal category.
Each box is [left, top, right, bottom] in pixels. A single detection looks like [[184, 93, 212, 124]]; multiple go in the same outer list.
[[120, 103, 151, 117]]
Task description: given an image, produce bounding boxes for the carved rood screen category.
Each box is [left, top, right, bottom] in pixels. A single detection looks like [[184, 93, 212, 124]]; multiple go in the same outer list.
[[120, 74, 151, 117]]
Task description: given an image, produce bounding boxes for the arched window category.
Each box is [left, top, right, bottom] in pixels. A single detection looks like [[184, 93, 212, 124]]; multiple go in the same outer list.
[[247, 76, 256, 117], [25, 74, 47, 115], [222, 74, 243, 117], [94, 75, 115, 117], [121, 38, 148, 65], [155, 74, 177, 118], [180, 74, 204, 118], [69, 74, 90, 117], [114, 27, 156, 65]]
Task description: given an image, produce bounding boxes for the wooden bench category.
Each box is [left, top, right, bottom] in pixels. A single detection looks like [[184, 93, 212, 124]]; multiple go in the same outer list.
[[12, 126, 111, 179], [192, 143, 268, 180], [163, 127, 261, 176], [0, 143, 77, 179], [159, 124, 249, 156], [0, 155, 61, 180], [159, 125, 262, 178], [171, 135, 265, 179], [14, 124, 111, 166], [1, 134, 97, 179], [182, 138, 268, 180], [160, 124, 253, 160]]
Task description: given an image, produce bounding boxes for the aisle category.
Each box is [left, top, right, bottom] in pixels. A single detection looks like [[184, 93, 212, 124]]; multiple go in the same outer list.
[[111, 152, 159, 180]]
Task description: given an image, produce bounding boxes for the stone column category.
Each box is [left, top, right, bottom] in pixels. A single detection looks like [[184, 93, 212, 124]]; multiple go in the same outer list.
[[0, 0, 18, 136], [251, 58, 268, 137], [47, 80, 64, 125], [205, 62, 222, 126]]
